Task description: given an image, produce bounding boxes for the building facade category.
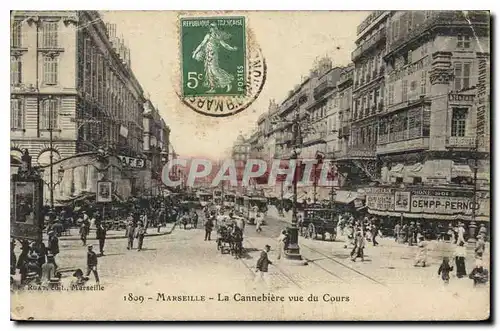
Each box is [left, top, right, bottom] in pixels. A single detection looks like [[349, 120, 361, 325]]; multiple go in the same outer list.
[[10, 11, 167, 204], [143, 99, 170, 196]]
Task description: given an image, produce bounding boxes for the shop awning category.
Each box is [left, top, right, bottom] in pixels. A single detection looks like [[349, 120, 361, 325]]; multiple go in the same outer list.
[[406, 163, 423, 177], [368, 208, 489, 222], [334, 190, 357, 204], [451, 163, 473, 178], [389, 163, 404, 178]]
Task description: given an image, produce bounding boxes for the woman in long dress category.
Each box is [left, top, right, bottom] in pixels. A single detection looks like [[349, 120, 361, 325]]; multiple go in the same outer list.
[[192, 23, 238, 93]]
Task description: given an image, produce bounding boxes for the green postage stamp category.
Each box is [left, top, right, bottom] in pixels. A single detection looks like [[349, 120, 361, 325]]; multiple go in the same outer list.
[[181, 17, 246, 97]]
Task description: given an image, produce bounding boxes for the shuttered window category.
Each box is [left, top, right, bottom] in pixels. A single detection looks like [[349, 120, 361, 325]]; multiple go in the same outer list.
[[41, 22, 58, 48], [43, 56, 58, 85], [40, 99, 59, 130], [10, 98, 24, 130]]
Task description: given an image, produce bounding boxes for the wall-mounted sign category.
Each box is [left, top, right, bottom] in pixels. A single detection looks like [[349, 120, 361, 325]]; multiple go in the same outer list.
[[118, 155, 146, 169], [97, 181, 112, 203], [364, 187, 395, 211]]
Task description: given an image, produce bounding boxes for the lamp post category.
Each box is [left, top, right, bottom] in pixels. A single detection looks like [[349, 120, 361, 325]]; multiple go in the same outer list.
[[41, 163, 65, 209]]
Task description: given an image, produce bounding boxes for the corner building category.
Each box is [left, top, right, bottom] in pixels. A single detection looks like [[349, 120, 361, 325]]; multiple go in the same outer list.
[[10, 11, 148, 203], [366, 11, 490, 227]]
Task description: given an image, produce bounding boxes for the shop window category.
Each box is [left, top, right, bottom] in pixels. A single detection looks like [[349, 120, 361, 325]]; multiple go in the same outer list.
[[412, 177, 422, 185]]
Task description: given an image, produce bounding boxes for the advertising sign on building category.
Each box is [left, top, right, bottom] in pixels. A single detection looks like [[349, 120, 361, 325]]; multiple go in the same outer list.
[[409, 189, 480, 216], [97, 181, 113, 203], [10, 179, 44, 241], [364, 187, 395, 211], [394, 191, 411, 212], [118, 155, 146, 169]]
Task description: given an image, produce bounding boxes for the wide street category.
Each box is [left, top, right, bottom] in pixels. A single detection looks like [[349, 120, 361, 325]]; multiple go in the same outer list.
[[11, 211, 489, 321]]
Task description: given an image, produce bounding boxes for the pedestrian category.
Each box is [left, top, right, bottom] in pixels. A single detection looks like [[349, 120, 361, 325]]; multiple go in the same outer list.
[[456, 222, 466, 245], [96, 221, 107, 256], [254, 245, 273, 289], [478, 223, 487, 240], [136, 221, 146, 251], [276, 230, 287, 260], [414, 235, 428, 267], [40, 254, 57, 286], [256, 215, 263, 233], [126, 218, 136, 250], [351, 231, 365, 262], [469, 260, 488, 287], [204, 216, 214, 241], [408, 222, 415, 246], [70, 269, 89, 287], [394, 223, 401, 243], [454, 241, 467, 278], [438, 257, 453, 284], [192, 210, 199, 229], [79, 216, 89, 246], [86, 245, 100, 284], [371, 222, 379, 246], [47, 230, 59, 269], [475, 234, 486, 259]]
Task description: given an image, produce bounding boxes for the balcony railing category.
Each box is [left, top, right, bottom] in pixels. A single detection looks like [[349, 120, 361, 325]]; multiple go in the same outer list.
[[303, 131, 327, 146], [386, 11, 489, 56], [313, 79, 335, 99], [351, 27, 386, 61], [276, 132, 293, 145], [446, 136, 476, 148], [357, 11, 386, 35]]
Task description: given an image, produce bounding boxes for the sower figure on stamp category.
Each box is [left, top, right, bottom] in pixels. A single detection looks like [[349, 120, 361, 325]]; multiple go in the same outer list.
[[86, 244, 100, 284], [192, 23, 238, 93]]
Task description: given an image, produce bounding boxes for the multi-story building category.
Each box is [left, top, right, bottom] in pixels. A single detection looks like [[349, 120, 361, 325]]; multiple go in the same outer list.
[[365, 10, 491, 226], [344, 11, 389, 187], [10, 11, 149, 203], [335, 64, 354, 187], [143, 99, 170, 196]]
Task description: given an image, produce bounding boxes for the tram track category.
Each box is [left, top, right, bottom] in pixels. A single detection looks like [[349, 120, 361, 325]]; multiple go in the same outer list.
[[242, 238, 303, 290], [299, 242, 387, 287]]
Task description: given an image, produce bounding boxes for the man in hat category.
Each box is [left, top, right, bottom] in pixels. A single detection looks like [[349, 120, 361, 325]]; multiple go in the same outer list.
[[135, 221, 146, 251], [47, 230, 59, 269], [95, 220, 107, 256], [80, 211, 90, 246], [254, 245, 273, 289], [126, 216, 136, 250], [408, 222, 415, 246], [478, 223, 488, 240], [86, 245, 100, 284]]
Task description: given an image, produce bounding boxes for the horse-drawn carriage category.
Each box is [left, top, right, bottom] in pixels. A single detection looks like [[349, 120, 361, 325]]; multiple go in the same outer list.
[[300, 207, 338, 241], [216, 222, 243, 259]]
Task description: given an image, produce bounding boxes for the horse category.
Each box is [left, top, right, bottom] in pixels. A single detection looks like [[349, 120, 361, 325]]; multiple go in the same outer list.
[[230, 225, 243, 259]]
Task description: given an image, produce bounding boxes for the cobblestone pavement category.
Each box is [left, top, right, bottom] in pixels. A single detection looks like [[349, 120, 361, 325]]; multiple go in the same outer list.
[[11, 213, 490, 321]]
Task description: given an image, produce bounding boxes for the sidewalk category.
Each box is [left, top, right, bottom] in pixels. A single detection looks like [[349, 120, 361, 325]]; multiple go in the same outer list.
[[43, 223, 177, 241]]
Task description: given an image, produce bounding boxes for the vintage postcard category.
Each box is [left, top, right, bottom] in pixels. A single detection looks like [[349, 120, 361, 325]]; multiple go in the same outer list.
[[10, 10, 490, 321]]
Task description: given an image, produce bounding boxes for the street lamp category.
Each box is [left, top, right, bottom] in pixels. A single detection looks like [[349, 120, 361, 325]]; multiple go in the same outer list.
[[40, 163, 65, 209]]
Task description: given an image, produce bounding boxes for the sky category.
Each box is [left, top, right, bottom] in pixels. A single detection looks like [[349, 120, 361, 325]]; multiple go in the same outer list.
[[101, 11, 368, 159]]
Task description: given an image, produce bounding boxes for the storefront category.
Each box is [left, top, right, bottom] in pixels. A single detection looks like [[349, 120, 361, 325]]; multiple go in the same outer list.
[[365, 186, 490, 223]]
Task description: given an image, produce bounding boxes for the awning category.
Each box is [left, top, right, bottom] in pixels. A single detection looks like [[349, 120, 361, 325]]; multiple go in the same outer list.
[[389, 163, 404, 178], [334, 190, 357, 204], [451, 163, 473, 178], [368, 208, 489, 222], [283, 192, 294, 200], [406, 163, 423, 177]]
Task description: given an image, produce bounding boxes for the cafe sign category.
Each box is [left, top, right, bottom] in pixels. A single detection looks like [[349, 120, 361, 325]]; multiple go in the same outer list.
[[118, 155, 146, 169]]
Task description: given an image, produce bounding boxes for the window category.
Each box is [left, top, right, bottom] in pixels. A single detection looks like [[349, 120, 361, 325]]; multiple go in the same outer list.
[[40, 98, 59, 130], [10, 56, 22, 85], [413, 177, 422, 184], [451, 108, 467, 137], [41, 22, 58, 48], [454, 62, 471, 91], [10, 98, 24, 130], [402, 80, 408, 102], [457, 35, 471, 49], [420, 71, 427, 95], [11, 21, 22, 48], [43, 56, 58, 85]]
